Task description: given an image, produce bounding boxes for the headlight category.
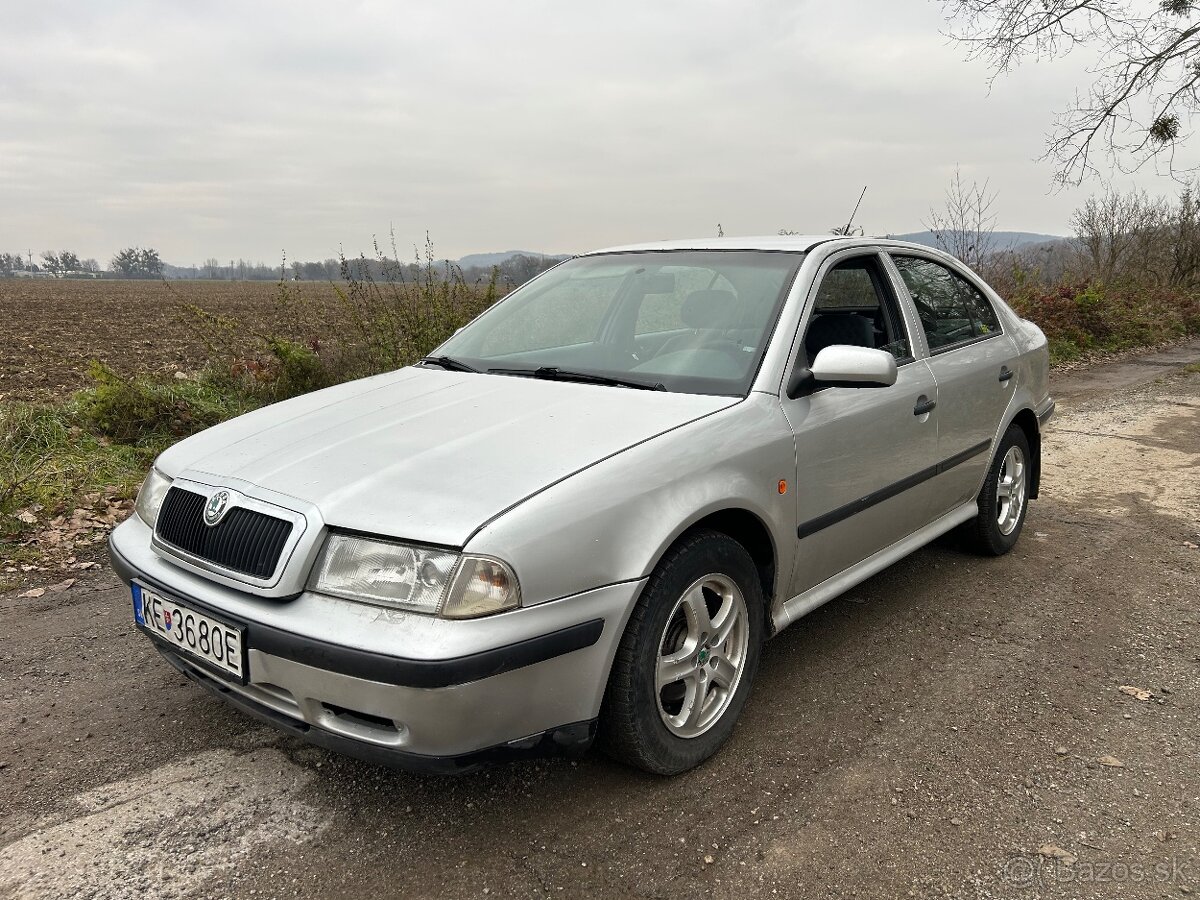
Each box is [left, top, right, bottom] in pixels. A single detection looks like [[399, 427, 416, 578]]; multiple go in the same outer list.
[[309, 534, 520, 618], [135, 468, 173, 528]]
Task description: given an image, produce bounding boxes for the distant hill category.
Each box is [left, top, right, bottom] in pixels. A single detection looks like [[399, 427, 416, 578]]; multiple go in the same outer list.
[[457, 250, 570, 269], [886, 230, 1065, 250]]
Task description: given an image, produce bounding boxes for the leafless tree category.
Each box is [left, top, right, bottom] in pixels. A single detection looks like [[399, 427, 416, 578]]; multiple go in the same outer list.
[[1071, 187, 1167, 281], [923, 167, 999, 270], [942, 0, 1200, 184], [1163, 185, 1200, 285]]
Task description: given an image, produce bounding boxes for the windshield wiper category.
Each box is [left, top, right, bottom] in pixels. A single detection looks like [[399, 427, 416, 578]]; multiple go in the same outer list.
[[488, 366, 666, 391], [419, 355, 479, 373]]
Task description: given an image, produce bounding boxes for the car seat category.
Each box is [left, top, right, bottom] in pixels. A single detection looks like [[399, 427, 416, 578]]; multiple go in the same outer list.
[[657, 290, 739, 356], [804, 313, 875, 362]]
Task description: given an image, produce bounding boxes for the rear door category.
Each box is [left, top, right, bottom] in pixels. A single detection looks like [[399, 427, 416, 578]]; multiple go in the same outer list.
[[885, 254, 1018, 514], [781, 250, 941, 595]]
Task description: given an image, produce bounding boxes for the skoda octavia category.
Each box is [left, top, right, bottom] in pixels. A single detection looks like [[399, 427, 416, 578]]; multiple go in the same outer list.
[[109, 235, 1053, 775]]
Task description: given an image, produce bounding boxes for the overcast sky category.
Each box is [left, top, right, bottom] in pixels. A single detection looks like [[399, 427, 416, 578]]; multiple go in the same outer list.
[[0, 0, 1189, 266]]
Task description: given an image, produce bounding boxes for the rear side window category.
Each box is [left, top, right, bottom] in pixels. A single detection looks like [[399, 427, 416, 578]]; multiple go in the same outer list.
[[890, 256, 1001, 351]]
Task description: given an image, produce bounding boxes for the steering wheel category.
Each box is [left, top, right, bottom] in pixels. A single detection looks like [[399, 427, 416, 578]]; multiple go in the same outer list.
[[690, 334, 746, 362]]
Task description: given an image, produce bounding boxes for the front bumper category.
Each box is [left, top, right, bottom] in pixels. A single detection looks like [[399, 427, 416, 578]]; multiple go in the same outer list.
[[109, 515, 642, 771]]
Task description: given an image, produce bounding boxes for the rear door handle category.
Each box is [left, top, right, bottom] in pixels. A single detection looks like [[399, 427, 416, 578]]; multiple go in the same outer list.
[[999, 366, 1014, 383], [913, 396, 937, 416]]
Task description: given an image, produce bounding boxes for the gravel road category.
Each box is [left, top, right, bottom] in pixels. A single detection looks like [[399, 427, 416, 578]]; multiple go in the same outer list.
[[2, 346, 1198, 900]]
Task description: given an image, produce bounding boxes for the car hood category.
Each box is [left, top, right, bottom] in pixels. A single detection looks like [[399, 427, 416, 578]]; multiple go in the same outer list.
[[157, 367, 736, 547]]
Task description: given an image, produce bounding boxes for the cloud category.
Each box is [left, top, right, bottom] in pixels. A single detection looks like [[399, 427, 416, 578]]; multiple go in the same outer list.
[[0, 0, 1191, 265]]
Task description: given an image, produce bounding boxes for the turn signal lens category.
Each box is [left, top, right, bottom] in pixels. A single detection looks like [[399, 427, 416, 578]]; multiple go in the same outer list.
[[441, 556, 521, 619], [778, 479, 788, 494]]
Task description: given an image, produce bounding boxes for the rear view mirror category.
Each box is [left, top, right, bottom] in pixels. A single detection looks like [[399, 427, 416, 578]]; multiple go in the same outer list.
[[786, 345, 898, 398]]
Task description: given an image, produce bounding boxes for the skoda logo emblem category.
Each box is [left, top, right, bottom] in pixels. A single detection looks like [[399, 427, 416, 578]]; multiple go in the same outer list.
[[203, 490, 231, 526]]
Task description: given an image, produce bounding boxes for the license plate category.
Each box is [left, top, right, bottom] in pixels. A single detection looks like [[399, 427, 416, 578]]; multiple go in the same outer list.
[[132, 582, 247, 683]]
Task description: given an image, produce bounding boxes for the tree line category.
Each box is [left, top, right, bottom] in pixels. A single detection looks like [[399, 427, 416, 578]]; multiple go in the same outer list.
[[0, 247, 162, 278], [1, 245, 563, 285], [0, 251, 103, 276]]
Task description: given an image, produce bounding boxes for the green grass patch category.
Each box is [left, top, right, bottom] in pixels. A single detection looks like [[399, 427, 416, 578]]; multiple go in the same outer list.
[[0, 401, 147, 538], [1, 364, 260, 542], [75, 361, 256, 445]]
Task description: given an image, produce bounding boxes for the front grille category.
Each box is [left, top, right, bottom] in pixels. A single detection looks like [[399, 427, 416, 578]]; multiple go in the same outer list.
[[156, 487, 293, 579]]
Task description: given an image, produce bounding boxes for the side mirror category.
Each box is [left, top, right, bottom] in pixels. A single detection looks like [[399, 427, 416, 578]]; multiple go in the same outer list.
[[786, 345, 898, 398]]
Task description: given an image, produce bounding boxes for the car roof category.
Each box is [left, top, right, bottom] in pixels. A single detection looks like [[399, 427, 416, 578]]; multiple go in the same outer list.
[[582, 235, 944, 256]]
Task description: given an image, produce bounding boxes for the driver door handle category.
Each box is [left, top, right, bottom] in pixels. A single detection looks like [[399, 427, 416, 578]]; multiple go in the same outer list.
[[913, 396, 937, 416]]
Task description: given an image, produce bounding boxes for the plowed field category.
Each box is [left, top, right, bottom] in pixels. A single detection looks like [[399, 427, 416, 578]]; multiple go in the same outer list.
[[0, 279, 341, 401]]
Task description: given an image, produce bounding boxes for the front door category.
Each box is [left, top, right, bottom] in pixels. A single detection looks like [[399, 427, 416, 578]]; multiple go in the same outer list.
[[781, 252, 941, 596]]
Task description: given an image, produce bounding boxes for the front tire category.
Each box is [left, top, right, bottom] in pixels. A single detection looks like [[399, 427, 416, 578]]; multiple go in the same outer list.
[[965, 423, 1031, 556], [599, 530, 764, 775]]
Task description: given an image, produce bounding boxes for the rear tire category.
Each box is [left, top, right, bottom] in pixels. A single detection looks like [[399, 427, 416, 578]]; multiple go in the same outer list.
[[599, 530, 764, 775], [964, 424, 1031, 556]]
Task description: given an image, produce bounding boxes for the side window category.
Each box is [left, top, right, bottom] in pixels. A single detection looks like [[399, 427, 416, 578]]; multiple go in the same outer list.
[[805, 256, 912, 363], [890, 256, 1002, 351]]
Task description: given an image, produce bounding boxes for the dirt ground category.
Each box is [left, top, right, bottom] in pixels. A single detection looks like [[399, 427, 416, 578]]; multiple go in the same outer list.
[[1, 347, 1198, 899]]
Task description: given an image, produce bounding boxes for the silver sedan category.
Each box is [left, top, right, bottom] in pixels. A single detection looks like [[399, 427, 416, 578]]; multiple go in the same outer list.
[[109, 235, 1053, 775]]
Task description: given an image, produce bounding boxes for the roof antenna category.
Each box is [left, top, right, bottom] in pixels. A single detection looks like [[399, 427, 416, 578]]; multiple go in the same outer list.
[[832, 186, 867, 236], [716, 222, 724, 237]]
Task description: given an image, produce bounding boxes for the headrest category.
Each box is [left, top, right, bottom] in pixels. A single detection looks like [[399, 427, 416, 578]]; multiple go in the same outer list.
[[681, 290, 737, 329]]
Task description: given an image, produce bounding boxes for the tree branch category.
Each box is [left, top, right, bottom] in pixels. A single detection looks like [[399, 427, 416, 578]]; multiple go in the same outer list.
[[942, 0, 1200, 182]]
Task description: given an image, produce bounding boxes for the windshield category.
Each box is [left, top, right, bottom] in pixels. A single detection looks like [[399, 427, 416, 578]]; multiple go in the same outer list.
[[432, 250, 804, 396]]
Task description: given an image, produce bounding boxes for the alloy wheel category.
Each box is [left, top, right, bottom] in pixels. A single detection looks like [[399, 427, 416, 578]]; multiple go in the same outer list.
[[655, 574, 750, 738], [996, 445, 1027, 536]]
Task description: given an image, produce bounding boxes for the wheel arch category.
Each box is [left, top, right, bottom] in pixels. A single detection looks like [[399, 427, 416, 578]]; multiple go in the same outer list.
[[652, 507, 779, 634], [1007, 407, 1041, 499]]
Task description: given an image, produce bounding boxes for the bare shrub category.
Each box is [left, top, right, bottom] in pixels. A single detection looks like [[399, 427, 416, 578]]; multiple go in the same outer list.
[[192, 234, 502, 402]]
